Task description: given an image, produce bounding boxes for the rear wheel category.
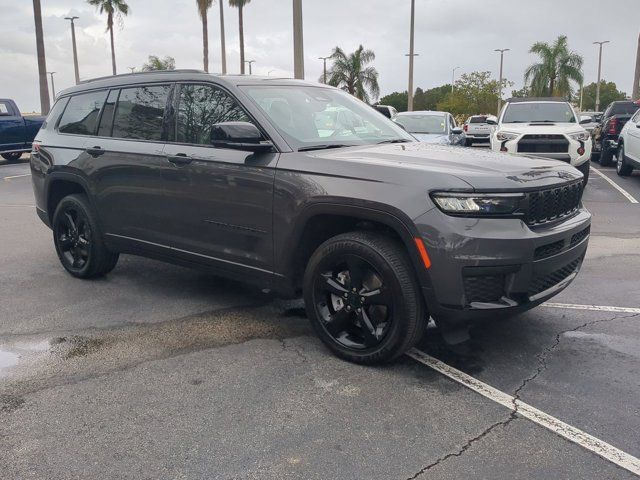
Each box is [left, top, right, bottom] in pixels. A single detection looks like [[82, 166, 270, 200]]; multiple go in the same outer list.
[[303, 231, 427, 364], [616, 144, 633, 177], [1, 152, 22, 162], [52, 194, 119, 278], [465, 139, 473, 147], [599, 140, 613, 166]]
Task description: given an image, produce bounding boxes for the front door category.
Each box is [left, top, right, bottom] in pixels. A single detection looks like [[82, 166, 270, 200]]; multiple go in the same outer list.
[[0, 100, 27, 151], [162, 82, 277, 273]]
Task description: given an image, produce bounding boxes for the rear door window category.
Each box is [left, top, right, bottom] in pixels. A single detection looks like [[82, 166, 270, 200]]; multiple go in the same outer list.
[[58, 90, 108, 135], [0, 102, 10, 115], [112, 85, 171, 141]]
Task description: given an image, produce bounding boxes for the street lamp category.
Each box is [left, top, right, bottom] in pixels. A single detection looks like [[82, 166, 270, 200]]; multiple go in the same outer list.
[[495, 48, 510, 115], [407, 0, 417, 111], [593, 40, 610, 111], [47, 71, 56, 99], [451, 66, 460, 93], [64, 16, 80, 84], [292, 0, 304, 79], [244, 60, 256, 75], [319, 56, 331, 84]]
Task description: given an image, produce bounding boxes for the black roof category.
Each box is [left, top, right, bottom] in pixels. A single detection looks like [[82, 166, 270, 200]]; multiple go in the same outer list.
[[505, 97, 568, 103]]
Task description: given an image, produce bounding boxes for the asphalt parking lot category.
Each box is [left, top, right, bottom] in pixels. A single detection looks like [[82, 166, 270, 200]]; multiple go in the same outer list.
[[1, 152, 639, 479]]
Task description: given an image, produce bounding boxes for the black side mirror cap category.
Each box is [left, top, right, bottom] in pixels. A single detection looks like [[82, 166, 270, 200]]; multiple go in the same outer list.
[[210, 121, 273, 152], [451, 127, 463, 135]]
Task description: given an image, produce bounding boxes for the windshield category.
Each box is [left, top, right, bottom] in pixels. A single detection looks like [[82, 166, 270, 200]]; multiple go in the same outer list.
[[503, 102, 576, 123], [395, 114, 447, 134], [241, 85, 413, 150], [608, 103, 639, 116]]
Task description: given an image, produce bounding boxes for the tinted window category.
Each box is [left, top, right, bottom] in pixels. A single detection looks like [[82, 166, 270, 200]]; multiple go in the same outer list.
[[42, 97, 69, 130], [503, 102, 576, 123], [0, 102, 10, 115], [112, 85, 171, 141], [177, 84, 251, 145], [470, 116, 487, 123], [58, 90, 108, 135], [97, 89, 119, 137], [609, 102, 639, 116]]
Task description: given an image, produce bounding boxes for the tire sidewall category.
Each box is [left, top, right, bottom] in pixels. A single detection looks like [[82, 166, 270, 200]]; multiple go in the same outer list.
[[616, 145, 625, 174]]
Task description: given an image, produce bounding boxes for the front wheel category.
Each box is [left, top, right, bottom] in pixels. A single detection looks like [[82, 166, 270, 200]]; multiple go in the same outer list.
[[52, 194, 119, 278], [303, 231, 427, 364], [616, 145, 633, 176], [1, 152, 23, 162]]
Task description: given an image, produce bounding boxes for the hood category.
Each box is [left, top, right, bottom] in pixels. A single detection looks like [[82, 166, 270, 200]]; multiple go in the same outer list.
[[411, 133, 449, 144], [310, 142, 582, 190], [498, 122, 587, 135]]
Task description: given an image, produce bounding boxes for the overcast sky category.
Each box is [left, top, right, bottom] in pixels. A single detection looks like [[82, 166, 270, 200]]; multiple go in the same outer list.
[[1, 0, 639, 112]]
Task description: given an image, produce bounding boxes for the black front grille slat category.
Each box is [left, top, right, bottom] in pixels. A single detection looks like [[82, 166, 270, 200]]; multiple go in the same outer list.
[[570, 226, 590, 246], [463, 275, 505, 304], [528, 257, 583, 297], [534, 239, 564, 260], [517, 134, 569, 154], [525, 181, 583, 226]]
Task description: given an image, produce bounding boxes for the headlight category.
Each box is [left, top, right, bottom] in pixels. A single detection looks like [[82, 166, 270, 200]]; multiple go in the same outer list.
[[568, 131, 590, 142], [431, 192, 524, 216], [495, 131, 519, 141]]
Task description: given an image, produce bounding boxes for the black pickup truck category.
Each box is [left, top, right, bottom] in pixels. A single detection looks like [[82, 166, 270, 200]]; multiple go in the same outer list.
[[591, 100, 640, 166], [0, 98, 45, 162]]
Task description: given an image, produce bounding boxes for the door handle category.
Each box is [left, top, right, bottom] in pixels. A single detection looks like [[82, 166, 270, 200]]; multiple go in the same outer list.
[[167, 153, 193, 165], [86, 146, 104, 157]]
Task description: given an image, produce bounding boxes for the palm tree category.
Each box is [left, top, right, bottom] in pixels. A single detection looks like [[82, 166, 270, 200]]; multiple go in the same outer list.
[[142, 55, 176, 71], [196, 0, 214, 72], [32, 0, 50, 114], [324, 45, 380, 103], [88, 0, 130, 75], [524, 35, 583, 98], [229, 0, 251, 74]]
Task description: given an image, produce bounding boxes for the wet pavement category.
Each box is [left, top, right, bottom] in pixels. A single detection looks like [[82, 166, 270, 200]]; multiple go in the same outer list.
[[1, 156, 640, 479]]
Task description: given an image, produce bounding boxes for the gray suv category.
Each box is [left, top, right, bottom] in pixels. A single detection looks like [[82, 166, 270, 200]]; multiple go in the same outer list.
[[30, 71, 591, 364]]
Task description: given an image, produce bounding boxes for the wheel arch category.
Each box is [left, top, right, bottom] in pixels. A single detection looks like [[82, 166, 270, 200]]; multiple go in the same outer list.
[[45, 172, 93, 225]]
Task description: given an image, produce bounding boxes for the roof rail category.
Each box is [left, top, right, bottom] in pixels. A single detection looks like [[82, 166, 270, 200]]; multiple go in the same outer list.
[[79, 69, 207, 84]]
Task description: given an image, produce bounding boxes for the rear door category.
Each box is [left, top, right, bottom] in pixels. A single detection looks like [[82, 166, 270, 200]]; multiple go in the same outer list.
[[626, 109, 640, 162], [161, 82, 277, 273], [0, 100, 27, 150]]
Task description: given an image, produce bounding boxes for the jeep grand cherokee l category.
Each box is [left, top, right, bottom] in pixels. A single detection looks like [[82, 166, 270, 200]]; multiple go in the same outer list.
[[30, 71, 591, 364]]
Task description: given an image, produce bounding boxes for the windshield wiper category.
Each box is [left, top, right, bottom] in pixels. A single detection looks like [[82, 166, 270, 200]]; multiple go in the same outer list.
[[377, 138, 413, 144], [297, 144, 352, 152]]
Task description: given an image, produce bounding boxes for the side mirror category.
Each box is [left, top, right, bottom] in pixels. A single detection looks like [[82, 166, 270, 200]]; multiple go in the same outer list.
[[579, 116, 592, 125], [210, 122, 273, 153], [486, 118, 497, 125], [451, 127, 463, 135]]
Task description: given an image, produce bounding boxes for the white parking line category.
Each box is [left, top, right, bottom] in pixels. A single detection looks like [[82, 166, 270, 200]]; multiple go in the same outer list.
[[590, 167, 639, 204], [2, 173, 31, 180], [407, 348, 640, 476], [544, 302, 640, 314]]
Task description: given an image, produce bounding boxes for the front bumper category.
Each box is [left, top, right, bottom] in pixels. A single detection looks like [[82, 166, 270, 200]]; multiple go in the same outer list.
[[414, 206, 591, 325], [492, 135, 592, 166]]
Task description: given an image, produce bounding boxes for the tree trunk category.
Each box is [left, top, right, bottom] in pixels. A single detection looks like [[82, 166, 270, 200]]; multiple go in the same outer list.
[[32, 0, 50, 114], [549, 76, 555, 97], [219, 0, 227, 74], [239, 6, 245, 74], [202, 12, 209, 72], [109, 19, 117, 75]]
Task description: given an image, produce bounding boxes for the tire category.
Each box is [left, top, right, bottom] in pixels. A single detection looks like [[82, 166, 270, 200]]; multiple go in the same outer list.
[[52, 194, 119, 278], [599, 140, 613, 166], [616, 144, 633, 177], [576, 161, 590, 185], [1, 152, 23, 162], [303, 231, 427, 364], [465, 139, 473, 147]]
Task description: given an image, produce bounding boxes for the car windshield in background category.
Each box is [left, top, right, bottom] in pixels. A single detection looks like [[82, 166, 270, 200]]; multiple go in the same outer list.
[[394, 114, 446, 134], [470, 116, 487, 123], [609, 103, 640, 115], [503, 102, 576, 123], [241, 86, 413, 150]]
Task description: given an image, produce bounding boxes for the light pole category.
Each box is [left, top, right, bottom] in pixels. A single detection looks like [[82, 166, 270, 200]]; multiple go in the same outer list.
[[407, 0, 416, 111], [593, 40, 610, 111], [451, 66, 460, 93], [579, 83, 584, 111], [293, 0, 304, 79], [47, 71, 56, 99], [244, 60, 255, 75], [495, 48, 510, 115], [64, 16, 80, 84], [319, 56, 331, 84], [219, 0, 227, 74]]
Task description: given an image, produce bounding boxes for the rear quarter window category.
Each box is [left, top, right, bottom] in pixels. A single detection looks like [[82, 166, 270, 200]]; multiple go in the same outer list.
[[111, 85, 171, 141], [42, 97, 69, 130], [58, 90, 108, 135]]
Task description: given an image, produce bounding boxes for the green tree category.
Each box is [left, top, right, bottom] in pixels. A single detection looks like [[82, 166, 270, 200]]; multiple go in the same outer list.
[[511, 85, 531, 98], [229, 0, 251, 74], [580, 81, 626, 111], [142, 55, 176, 71], [524, 35, 583, 98], [414, 85, 451, 111], [88, 0, 130, 75], [196, 0, 214, 72], [324, 45, 380, 103], [437, 71, 509, 116], [379, 91, 408, 112]]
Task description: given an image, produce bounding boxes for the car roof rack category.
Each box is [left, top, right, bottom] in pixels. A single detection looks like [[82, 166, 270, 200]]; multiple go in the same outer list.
[[79, 69, 208, 84]]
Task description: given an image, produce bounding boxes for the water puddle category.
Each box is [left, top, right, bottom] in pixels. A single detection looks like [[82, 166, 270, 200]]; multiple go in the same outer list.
[[0, 341, 50, 377]]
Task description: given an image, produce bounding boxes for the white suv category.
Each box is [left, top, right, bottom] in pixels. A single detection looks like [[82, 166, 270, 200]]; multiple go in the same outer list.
[[491, 98, 592, 183], [616, 108, 640, 177]]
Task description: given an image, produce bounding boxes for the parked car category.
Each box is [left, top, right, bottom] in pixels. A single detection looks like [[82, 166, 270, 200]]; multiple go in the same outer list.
[[462, 115, 497, 146], [373, 104, 398, 120], [490, 97, 592, 184], [394, 111, 465, 145], [31, 71, 591, 364], [0, 98, 45, 162], [576, 111, 601, 134], [591, 100, 640, 166], [615, 107, 640, 176]]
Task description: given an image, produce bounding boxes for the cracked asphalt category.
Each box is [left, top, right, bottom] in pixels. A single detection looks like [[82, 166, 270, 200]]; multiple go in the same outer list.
[[1, 155, 640, 479]]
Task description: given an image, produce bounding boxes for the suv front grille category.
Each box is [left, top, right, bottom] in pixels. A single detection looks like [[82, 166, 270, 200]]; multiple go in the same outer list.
[[528, 257, 583, 297], [463, 275, 505, 304], [525, 181, 583, 226], [517, 134, 569, 154]]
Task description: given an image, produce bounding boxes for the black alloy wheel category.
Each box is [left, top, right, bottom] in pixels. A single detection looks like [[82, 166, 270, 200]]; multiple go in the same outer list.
[[55, 205, 91, 272]]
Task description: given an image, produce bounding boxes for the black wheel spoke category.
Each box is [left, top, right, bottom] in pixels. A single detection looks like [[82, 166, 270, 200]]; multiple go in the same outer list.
[[64, 211, 76, 231], [362, 286, 392, 307], [321, 273, 349, 296], [346, 256, 366, 291], [324, 308, 351, 337], [59, 234, 74, 251], [357, 309, 379, 347]]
